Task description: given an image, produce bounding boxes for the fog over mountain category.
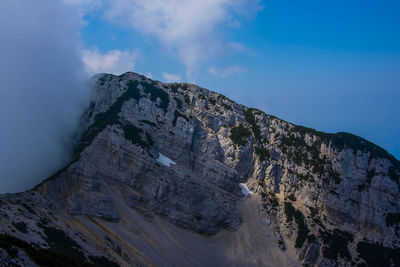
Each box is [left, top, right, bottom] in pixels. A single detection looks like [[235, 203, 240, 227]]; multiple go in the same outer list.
[[0, 0, 89, 193]]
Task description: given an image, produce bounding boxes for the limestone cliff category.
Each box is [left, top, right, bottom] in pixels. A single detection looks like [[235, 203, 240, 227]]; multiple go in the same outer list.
[[1, 72, 399, 266]]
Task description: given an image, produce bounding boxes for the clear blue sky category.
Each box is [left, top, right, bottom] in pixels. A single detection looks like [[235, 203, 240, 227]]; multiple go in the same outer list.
[[79, 0, 400, 158]]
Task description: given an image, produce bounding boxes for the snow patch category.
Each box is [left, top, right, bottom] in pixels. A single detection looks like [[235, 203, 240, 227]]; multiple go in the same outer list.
[[239, 183, 254, 196], [157, 153, 176, 167]]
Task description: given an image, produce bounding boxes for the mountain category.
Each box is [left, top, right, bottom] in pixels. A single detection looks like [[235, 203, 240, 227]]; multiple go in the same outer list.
[[1, 72, 399, 266]]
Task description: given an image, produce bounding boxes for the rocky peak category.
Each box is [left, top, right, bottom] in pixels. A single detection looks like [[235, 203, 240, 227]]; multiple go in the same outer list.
[[1, 72, 399, 266]]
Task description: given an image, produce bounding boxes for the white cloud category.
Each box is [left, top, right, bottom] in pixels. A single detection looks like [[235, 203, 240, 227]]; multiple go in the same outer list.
[[82, 48, 138, 75], [63, 0, 102, 25], [208, 65, 244, 78], [162, 72, 182, 83], [101, 0, 261, 78], [0, 0, 88, 193]]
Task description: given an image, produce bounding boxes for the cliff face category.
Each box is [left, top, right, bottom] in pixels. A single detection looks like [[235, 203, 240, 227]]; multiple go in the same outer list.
[[1, 72, 399, 266]]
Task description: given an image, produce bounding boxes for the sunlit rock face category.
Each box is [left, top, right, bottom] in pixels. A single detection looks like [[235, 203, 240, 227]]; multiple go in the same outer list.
[[0, 72, 399, 266]]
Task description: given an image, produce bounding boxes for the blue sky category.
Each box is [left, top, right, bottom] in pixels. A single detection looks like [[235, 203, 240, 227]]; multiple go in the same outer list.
[[77, 0, 400, 158]]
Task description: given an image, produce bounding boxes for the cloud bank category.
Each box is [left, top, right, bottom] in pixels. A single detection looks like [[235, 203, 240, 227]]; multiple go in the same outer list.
[[83, 48, 138, 75], [104, 0, 261, 78], [67, 0, 261, 80], [208, 64, 244, 78], [0, 0, 88, 193], [162, 73, 182, 83]]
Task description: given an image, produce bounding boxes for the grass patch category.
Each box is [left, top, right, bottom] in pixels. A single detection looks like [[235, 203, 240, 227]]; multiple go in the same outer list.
[[146, 133, 154, 146], [357, 241, 400, 266], [142, 82, 170, 112], [184, 95, 191, 105], [254, 147, 270, 162], [123, 123, 150, 149], [0, 233, 119, 267], [245, 108, 261, 142], [308, 206, 319, 218], [174, 97, 183, 109], [74, 80, 142, 155], [331, 172, 342, 184], [386, 212, 400, 227], [287, 194, 296, 202], [12, 222, 27, 233], [284, 202, 310, 248], [173, 110, 189, 126], [230, 125, 251, 146], [320, 229, 353, 261]]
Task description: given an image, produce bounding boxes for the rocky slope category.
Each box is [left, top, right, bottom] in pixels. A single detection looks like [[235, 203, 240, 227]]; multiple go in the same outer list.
[[1, 72, 400, 266]]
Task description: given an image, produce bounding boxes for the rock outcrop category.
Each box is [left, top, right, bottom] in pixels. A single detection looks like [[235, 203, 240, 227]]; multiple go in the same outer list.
[[1, 72, 399, 266]]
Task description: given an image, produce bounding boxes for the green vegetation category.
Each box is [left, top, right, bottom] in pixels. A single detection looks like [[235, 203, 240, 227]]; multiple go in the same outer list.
[[74, 80, 142, 155], [167, 83, 189, 93], [357, 241, 400, 266], [230, 125, 251, 146], [331, 172, 342, 184], [386, 212, 400, 227], [168, 83, 180, 93], [310, 155, 325, 174], [307, 234, 316, 243], [208, 97, 216, 105], [269, 193, 279, 208], [270, 113, 400, 184], [173, 110, 189, 126], [184, 95, 191, 105], [330, 190, 339, 196], [0, 233, 119, 267], [245, 108, 261, 142], [221, 102, 232, 110], [366, 170, 375, 185], [388, 161, 400, 184], [308, 206, 319, 218], [297, 173, 315, 183], [12, 222, 27, 233], [174, 97, 183, 109], [22, 203, 35, 215], [180, 83, 189, 91], [280, 134, 307, 148], [126, 80, 142, 100], [320, 229, 353, 261], [254, 147, 270, 162], [123, 123, 150, 149], [38, 80, 155, 188], [142, 82, 170, 112], [284, 202, 310, 248], [358, 184, 366, 192], [287, 194, 296, 202], [146, 133, 154, 146]]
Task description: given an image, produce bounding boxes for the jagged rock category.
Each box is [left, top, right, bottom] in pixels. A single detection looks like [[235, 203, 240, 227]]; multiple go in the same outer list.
[[0, 72, 399, 266]]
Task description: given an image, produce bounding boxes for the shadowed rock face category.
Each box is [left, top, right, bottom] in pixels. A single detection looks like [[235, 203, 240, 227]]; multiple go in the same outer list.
[[1, 72, 400, 266]]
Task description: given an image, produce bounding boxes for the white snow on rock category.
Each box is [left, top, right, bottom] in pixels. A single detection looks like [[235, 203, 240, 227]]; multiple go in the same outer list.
[[157, 153, 176, 167], [239, 183, 254, 196]]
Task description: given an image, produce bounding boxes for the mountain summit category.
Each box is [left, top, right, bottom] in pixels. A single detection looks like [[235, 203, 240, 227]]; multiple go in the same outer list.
[[1, 72, 399, 266]]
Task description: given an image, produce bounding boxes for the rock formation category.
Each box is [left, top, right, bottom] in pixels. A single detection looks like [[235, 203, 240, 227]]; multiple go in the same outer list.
[[1, 72, 399, 266]]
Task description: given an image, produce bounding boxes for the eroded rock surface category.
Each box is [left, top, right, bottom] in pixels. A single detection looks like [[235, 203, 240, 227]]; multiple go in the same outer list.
[[1, 72, 399, 266]]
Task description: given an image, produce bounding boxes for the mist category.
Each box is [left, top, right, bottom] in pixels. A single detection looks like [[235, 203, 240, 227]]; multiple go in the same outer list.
[[0, 0, 89, 193]]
